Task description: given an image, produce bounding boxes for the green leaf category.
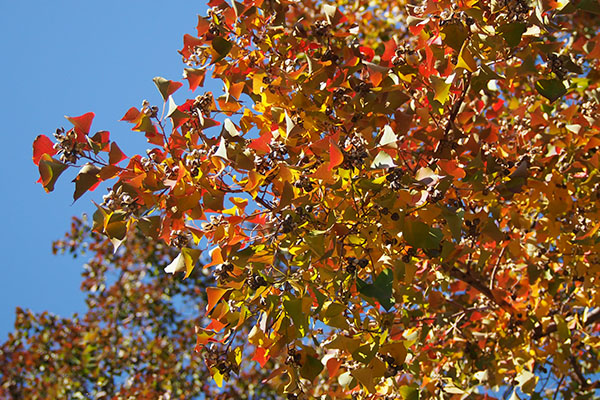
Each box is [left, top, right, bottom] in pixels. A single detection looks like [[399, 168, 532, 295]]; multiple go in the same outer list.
[[138, 216, 161, 238], [441, 22, 468, 52], [212, 37, 233, 62], [535, 78, 567, 103], [399, 385, 420, 400], [105, 212, 127, 240], [152, 76, 183, 101], [38, 154, 68, 193], [498, 22, 527, 47], [442, 207, 464, 241], [578, 0, 600, 14], [357, 269, 394, 311], [299, 354, 324, 382], [403, 220, 443, 249], [182, 247, 202, 278], [283, 296, 309, 336], [72, 163, 101, 202]]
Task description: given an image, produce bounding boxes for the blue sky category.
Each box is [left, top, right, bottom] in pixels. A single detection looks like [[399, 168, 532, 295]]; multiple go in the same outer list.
[[0, 1, 209, 339]]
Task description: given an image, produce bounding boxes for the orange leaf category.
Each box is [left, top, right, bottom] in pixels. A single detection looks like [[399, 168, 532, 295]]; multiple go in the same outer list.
[[329, 140, 344, 170], [326, 357, 342, 378], [206, 287, 227, 313], [121, 107, 141, 123], [183, 68, 206, 91], [438, 159, 466, 179]]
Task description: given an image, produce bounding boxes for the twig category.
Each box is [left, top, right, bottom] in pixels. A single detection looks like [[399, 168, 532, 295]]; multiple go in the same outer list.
[[489, 246, 507, 291]]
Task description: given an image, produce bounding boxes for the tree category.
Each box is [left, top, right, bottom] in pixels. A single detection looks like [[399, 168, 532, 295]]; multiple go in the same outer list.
[[24, 0, 600, 398], [0, 216, 278, 399]]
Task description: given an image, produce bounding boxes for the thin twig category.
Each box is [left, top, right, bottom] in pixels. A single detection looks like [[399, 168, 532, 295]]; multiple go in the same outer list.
[[489, 246, 507, 291]]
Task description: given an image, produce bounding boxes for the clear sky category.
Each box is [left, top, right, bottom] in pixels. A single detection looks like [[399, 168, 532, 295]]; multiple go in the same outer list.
[[0, 1, 209, 339]]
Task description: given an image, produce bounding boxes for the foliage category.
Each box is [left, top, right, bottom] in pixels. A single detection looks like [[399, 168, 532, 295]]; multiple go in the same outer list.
[[0, 217, 277, 399], [27, 0, 600, 398]]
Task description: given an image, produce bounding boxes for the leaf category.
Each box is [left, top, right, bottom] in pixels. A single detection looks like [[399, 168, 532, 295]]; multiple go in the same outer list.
[[371, 151, 395, 169], [206, 287, 228, 313], [183, 68, 207, 91], [403, 220, 443, 249], [165, 252, 185, 274], [153, 76, 184, 101], [577, 0, 600, 14], [357, 269, 394, 310], [283, 296, 310, 336], [182, 247, 202, 278], [108, 142, 127, 165], [299, 354, 324, 382], [515, 369, 537, 394], [212, 37, 233, 62], [379, 125, 398, 148], [214, 137, 229, 160], [65, 112, 95, 138], [457, 42, 477, 72], [399, 385, 420, 400], [351, 367, 376, 393], [37, 154, 68, 193], [431, 75, 452, 104], [498, 22, 527, 47], [535, 79, 567, 102], [32, 135, 57, 165], [329, 140, 344, 170], [72, 163, 101, 202]]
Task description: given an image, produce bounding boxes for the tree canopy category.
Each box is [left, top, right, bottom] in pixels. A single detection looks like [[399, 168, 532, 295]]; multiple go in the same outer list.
[[20, 0, 600, 398]]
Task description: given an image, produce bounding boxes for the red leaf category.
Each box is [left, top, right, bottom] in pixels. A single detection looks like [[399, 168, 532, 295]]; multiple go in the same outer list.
[[108, 142, 127, 165], [249, 132, 272, 154], [252, 346, 270, 368], [121, 107, 141, 123], [181, 34, 205, 59], [33, 135, 56, 166], [359, 46, 375, 62], [382, 39, 397, 63], [65, 112, 95, 141]]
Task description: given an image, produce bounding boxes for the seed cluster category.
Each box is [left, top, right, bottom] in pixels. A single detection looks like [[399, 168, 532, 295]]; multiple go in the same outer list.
[[102, 186, 138, 213], [285, 348, 302, 367], [386, 167, 405, 191], [499, 0, 530, 21], [341, 135, 369, 169], [193, 93, 214, 117], [214, 263, 234, 284], [246, 273, 267, 290], [169, 230, 190, 249], [345, 257, 369, 274], [381, 354, 404, 378], [204, 344, 233, 378], [185, 148, 207, 176], [53, 128, 85, 164], [547, 53, 568, 79]]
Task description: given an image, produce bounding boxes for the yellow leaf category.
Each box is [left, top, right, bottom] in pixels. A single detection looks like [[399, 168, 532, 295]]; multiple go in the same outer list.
[[457, 42, 477, 72]]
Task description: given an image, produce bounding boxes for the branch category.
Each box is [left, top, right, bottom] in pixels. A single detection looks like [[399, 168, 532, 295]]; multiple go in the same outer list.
[[533, 308, 600, 340], [443, 264, 514, 312]]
